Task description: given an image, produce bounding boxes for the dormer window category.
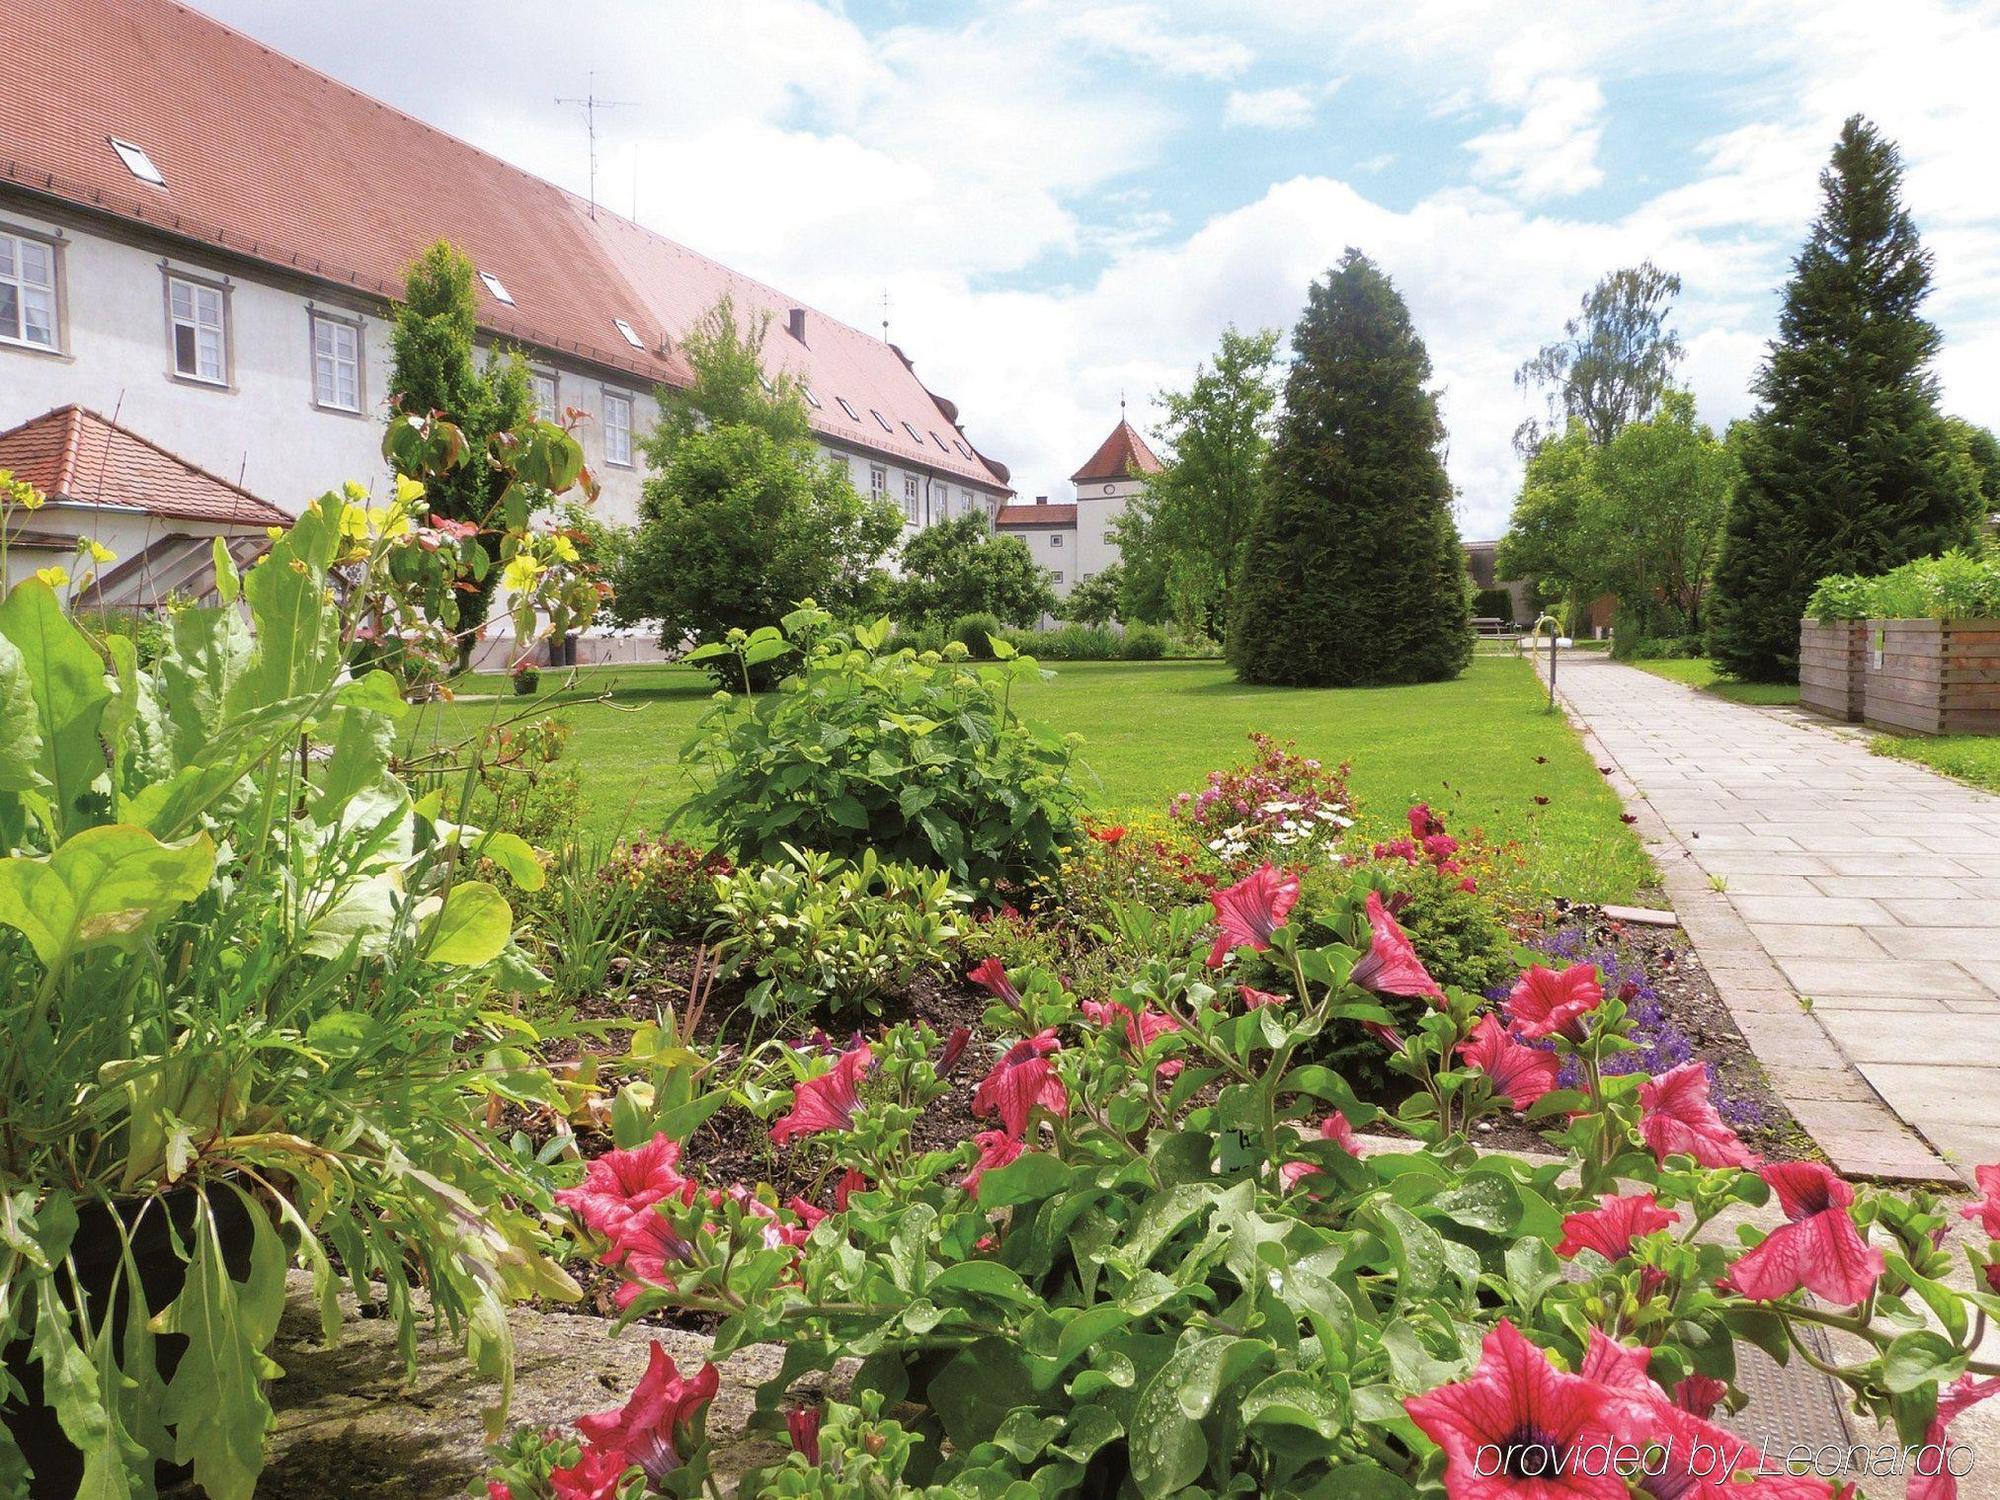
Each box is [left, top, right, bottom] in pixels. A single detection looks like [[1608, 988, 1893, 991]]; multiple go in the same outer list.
[[110, 137, 166, 187], [478, 271, 514, 306], [613, 317, 644, 349]]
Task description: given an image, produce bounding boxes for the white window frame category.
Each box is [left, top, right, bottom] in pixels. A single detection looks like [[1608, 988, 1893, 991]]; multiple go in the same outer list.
[[478, 270, 515, 306], [613, 317, 645, 350], [531, 370, 560, 423], [0, 229, 61, 352], [902, 474, 919, 523], [1052, 570, 1064, 583], [838, 397, 861, 421], [110, 136, 166, 187], [308, 309, 362, 413], [869, 465, 887, 499], [602, 388, 634, 467], [1050, 533, 1063, 548], [165, 271, 229, 386]]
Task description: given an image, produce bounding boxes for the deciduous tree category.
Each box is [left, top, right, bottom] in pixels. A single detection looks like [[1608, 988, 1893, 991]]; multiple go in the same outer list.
[[1514, 262, 1683, 455], [890, 512, 1056, 629]]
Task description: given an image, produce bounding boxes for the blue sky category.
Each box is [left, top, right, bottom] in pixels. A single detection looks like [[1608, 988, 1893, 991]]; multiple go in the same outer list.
[[197, 0, 2000, 538]]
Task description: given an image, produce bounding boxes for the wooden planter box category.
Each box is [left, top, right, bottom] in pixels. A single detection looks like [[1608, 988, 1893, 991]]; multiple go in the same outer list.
[[1859, 618, 2000, 736], [1798, 619, 1865, 722]]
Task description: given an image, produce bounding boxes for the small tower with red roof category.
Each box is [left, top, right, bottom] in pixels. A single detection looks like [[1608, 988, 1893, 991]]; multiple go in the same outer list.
[[1069, 408, 1163, 585]]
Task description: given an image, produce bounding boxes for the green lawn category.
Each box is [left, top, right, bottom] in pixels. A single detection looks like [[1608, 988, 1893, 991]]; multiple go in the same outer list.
[[1871, 733, 2000, 795], [409, 656, 1653, 902], [1630, 656, 1801, 707]]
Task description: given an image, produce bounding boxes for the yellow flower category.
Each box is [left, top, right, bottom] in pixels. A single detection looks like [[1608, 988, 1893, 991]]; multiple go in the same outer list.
[[501, 554, 542, 593], [550, 533, 580, 563], [82, 538, 116, 564], [35, 566, 69, 587], [342, 480, 368, 503], [394, 474, 427, 507], [337, 504, 371, 541], [366, 506, 411, 540]]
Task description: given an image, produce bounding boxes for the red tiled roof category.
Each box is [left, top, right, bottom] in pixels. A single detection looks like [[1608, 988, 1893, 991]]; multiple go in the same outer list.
[[1071, 419, 1164, 483], [1, 0, 1011, 493], [0, 405, 291, 527], [995, 503, 1078, 528]]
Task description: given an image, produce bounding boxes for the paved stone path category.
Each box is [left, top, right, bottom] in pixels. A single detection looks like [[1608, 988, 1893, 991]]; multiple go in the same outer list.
[[1547, 653, 2000, 1183]]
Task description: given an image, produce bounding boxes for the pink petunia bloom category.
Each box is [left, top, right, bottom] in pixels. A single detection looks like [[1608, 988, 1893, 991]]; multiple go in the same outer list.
[[1960, 1164, 2000, 1238], [1672, 1375, 1729, 1421], [770, 1044, 873, 1145], [1908, 1375, 2000, 1500], [572, 1343, 719, 1486], [554, 1135, 698, 1239], [1607, 1391, 1771, 1500], [937, 1025, 972, 1076], [1457, 1013, 1560, 1111], [1639, 1062, 1760, 1170], [962, 1129, 1025, 1196], [604, 1208, 698, 1308], [1081, 998, 1183, 1077], [1349, 890, 1446, 1003], [1205, 864, 1300, 967], [1279, 1113, 1361, 1191], [1727, 1161, 1883, 1308], [1240, 984, 1286, 1010], [787, 1406, 823, 1466], [834, 1169, 868, 1210], [488, 1484, 515, 1500], [1403, 1319, 1630, 1500], [971, 1031, 1067, 1139], [966, 958, 1022, 1008], [1507, 964, 1605, 1043], [1556, 1193, 1681, 1262], [1576, 1330, 1653, 1397], [547, 1443, 633, 1500]]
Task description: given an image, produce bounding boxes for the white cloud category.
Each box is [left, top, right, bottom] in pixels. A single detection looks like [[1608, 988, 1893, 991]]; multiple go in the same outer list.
[[1223, 86, 1318, 130], [1464, 74, 1606, 200], [1045, 4, 1255, 80]]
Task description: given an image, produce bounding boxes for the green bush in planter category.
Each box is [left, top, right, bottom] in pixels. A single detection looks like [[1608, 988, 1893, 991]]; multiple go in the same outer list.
[[681, 606, 1085, 894], [0, 478, 585, 1496]]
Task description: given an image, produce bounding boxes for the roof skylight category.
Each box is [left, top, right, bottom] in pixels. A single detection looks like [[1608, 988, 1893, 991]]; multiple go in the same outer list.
[[930, 431, 951, 452], [836, 397, 860, 420], [478, 271, 514, 306], [613, 317, 645, 349], [902, 420, 925, 444], [109, 137, 166, 187], [871, 410, 893, 433], [803, 387, 822, 410]]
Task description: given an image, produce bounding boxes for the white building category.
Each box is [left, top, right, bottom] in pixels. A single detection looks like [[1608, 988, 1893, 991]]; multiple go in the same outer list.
[[996, 415, 1163, 597], [0, 0, 1013, 620]]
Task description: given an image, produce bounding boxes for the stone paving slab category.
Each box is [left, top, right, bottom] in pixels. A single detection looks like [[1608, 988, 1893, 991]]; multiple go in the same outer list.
[[1546, 655, 1987, 1185]]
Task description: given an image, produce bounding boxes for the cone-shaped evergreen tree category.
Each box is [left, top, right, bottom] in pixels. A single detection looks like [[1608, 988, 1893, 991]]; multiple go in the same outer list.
[[1709, 116, 1981, 681], [1229, 250, 1470, 686]]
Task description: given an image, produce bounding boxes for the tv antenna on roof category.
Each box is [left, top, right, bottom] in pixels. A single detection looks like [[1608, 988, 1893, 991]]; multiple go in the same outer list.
[[556, 71, 636, 220]]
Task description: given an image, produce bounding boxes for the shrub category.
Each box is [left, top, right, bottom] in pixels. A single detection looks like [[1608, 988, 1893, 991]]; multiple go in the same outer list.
[[1123, 622, 1168, 659], [1002, 625, 1120, 660], [1167, 732, 1353, 870], [682, 606, 1085, 893], [1804, 571, 1877, 621], [894, 512, 1057, 629], [452, 716, 585, 848], [1037, 818, 1216, 935], [709, 847, 968, 1014], [599, 837, 732, 940], [1611, 632, 1704, 661], [74, 608, 170, 667], [950, 611, 1005, 659], [1471, 586, 1515, 624]]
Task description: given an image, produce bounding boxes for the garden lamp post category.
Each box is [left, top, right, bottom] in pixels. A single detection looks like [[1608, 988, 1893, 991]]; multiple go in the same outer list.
[[1530, 612, 1570, 711]]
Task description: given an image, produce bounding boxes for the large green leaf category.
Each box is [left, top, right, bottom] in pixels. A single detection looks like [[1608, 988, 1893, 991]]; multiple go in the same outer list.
[[155, 602, 255, 768], [33, 1279, 144, 1499], [0, 629, 48, 799], [0, 577, 112, 834], [228, 497, 342, 715], [421, 880, 513, 967], [0, 824, 215, 972]]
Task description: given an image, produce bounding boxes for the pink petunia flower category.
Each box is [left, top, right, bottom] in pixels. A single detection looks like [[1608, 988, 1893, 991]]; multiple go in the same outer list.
[[1672, 1375, 1729, 1421], [962, 1129, 1025, 1196], [971, 1031, 1067, 1139], [937, 1024, 972, 1076], [967, 958, 1022, 1008], [1639, 1062, 1759, 1170], [1908, 1374, 2000, 1500], [770, 1044, 873, 1145], [1081, 998, 1183, 1077], [1960, 1164, 2000, 1238], [1205, 864, 1300, 967], [1606, 1388, 1772, 1500], [1403, 1319, 1630, 1500], [547, 1443, 632, 1500], [1280, 1113, 1361, 1190], [1507, 964, 1605, 1043], [1457, 1013, 1560, 1111], [603, 1209, 698, 1308], [1240, 984, 1286, 1010], [571, 1343, 718, 1486], [787, 1406, 823, 1466], [834, 1169, 868, 1210], [1576, 1329, 1653, 1396], [1727, 1161, 1883, 1308], [1556, 1193, 1681, 1262], [555, 1135, 698, 1239], [1349, 890, 1446, 1003]]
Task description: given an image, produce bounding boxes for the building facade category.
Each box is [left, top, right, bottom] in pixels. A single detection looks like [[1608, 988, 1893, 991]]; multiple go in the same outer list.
[[995, 417, 1163, 598], [0, 0, 1012, 598]]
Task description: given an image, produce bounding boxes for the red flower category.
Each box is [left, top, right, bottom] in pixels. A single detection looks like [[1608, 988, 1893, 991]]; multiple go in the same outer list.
[[962, 1129, 1024, 1196], [1606, 1390, 1770, 1500], [548, 1444, 632, 1500], [603, 1209, 697, 1307], [1672, 1375, 1728, 1420], [1506, 964, 1604, 1043], [1403, 1319, 1629, 1500], [1090, 824, 1128, 844], [1279, 1113, 1361, 1191], [834, 1168, 868, 1210], [1081, 998, 1182, 1076], [1206, 864, 1299, 967], [1576, 1329, 1652, 1396], [967, 957, 1023, 1008], [1727, 1161, 1883, 1308], [787, 1406, 823, 1466], [937, 1024, 973, 1076], [1908, 1374, 2000, 1500], [555, 1135, 699, 1239], [571, 1343, 718, 1486], [1960, 1163, 2000, 1238], [771, 1043, 872, 1145], [489, 1484, 515, 1500], [1349, 890, 1446, 1003], [1556, 1193, 1680, 1261], [1638, 1062, 1758, 1170], [1240, 984, 1286, 1009], [971, 1030, 1067, 1138], [1457, 1013, 1559, 1111]]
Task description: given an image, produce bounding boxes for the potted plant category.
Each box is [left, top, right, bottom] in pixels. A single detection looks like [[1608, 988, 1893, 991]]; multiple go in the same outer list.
[[0, 414, 607, 1497]]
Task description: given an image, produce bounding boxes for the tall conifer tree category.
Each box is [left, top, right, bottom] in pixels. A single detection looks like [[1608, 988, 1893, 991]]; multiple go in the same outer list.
[[1229, 251, 1470, 686], [1709, 117, 1980, 680]]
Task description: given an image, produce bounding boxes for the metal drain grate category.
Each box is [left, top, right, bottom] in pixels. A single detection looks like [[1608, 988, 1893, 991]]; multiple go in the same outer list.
[[1719, 1323, 1859, 1474]]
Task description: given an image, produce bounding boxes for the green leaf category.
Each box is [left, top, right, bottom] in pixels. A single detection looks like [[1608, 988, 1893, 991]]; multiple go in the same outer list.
[[1366, 1199, 1445, 1303], [974, 1152, 1071, 1208], [0, 629, 48, 805], [156, 1190, 288, 1500], [0, 577, 112, 834], [469, 830, 545, 891], [1505, 1238, 1561, 1311], [34, 1277, 144, 1498], [1131, 1336, 1234, 1497], [1428, 1173, 1521, 1234], [211, 536, 239, 605], [1883, 1329, 1966, 1394], [0, 823, 216, 971], [421, 880, 513, 967]]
